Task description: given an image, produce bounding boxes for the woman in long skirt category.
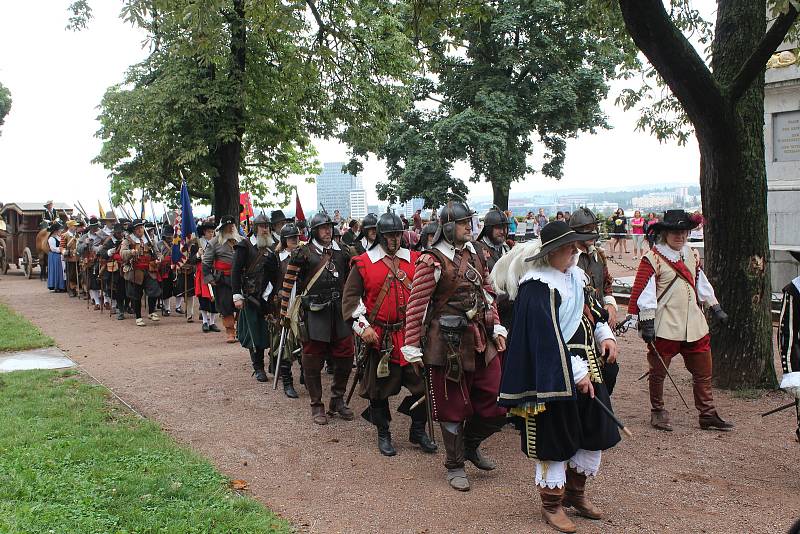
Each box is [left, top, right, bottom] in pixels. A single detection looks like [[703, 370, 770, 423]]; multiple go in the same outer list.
[[46, 222, 66, 292]]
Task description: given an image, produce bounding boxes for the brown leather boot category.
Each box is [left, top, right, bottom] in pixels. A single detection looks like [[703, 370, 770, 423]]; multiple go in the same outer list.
[[440, 424, 469, 491], [650, 409, 673, 431], [302, 353, 327, 425], [563, 467, 602, 519], [327, 356, 354, 420], [699, 411, 734, 430], [223, 315, 237, 343], [539, 485, 577, 533]]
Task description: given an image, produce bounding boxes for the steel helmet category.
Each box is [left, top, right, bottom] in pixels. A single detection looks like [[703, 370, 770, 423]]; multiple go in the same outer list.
[[372, 211, 405, 250], [477, 206, 509, 240], [432, 200, 475, 245]]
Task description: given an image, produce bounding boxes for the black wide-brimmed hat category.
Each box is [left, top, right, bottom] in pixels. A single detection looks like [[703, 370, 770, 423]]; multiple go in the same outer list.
[[216, 215, 237, 230], [525, 221, 594, 262], [197, 219, 215, 234], [131, 219, 146, 229], [270, 209, 292, 226], [647, 210, 701, 234]]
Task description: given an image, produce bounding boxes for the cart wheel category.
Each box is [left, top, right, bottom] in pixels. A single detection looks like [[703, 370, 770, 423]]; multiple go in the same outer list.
[[23, 247, 33, 279]]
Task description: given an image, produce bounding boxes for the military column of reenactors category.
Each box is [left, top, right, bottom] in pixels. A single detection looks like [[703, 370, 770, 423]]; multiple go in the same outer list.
[[39, 198, 800, 534]]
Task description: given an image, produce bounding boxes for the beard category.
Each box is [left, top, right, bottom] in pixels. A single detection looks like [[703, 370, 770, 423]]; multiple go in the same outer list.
[[256, 234, 272, 249], [218, 229, 242, 245]]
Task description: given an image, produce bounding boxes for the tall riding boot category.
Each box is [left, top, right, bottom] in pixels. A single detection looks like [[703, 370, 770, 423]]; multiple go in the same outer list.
[[250, 348, 267, 382], [440, 423, 469, 491], [539, 485, 577, 533], [409, 403, 437, 453], [647, 349, 672, 431], [687, 351, 734, 430], [371, 400, 396, 456], [563, 467, 602, 519], [301, 353, 327, 425], [464, 416, 504, 470], [327, 356, 354, 420], [280, 359, 298, 398], [223, 315, 237, 343]]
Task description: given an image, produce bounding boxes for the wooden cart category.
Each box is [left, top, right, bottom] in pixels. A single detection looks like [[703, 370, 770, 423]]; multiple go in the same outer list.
[[0, 202, 74, 278]]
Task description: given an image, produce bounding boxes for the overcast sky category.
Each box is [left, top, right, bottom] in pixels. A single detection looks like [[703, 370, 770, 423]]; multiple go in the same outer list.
[[0, 2, 702, 215]]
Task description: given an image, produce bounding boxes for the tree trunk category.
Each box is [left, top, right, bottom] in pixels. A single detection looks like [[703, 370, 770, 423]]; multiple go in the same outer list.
[[703, 0, 774, 388], [211, 0, 246, 218], [618, 0, 783, 388], [491, 180, 510, 211]]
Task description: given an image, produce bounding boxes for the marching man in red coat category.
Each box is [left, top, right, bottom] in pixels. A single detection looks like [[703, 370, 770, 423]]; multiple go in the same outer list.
[[342, 212, 437, 457], [629, 210, 733, 432]]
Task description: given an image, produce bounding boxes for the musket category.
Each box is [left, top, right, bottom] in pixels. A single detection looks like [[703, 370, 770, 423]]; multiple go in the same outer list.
[[272, 325, 288, 390], [77, 201, 90, 220], [73, 202, 88, 219], [647, 342, 690, 410], [345, 340, 368, 404]]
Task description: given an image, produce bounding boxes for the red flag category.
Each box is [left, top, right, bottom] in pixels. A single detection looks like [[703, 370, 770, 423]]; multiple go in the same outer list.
[[239, 192, 253, 223], [294, 190, 306, 222]]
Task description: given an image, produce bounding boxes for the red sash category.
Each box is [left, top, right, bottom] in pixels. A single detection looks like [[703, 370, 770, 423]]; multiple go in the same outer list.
[[652, 248, 696, 292], [213, 259, 232, 276]]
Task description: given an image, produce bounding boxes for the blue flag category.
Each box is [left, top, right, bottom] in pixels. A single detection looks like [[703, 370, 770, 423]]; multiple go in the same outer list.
[[172, 181, 197, 263]]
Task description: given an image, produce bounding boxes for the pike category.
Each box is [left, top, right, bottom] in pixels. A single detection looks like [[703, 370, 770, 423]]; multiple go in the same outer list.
[[647, 342, 690, 410]]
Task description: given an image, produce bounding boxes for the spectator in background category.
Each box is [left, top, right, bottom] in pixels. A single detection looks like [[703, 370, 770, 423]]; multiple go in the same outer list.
[[563, 211, 570, 224], [555, 211, 565, 222], [413, 209, 423, 232], [688, 211, 704, 242], [609, 208, 628, 258], [630, 210, 645, 260], [536, 208, 548, 233], [430, 208, 437, 221], [400, 213, 409, 229], [525, 211, 536, 238], [342, 219, 358, 246], [506, 210, 517, 238], [333, 209, 342, 225], [645, 212, 658, 250]]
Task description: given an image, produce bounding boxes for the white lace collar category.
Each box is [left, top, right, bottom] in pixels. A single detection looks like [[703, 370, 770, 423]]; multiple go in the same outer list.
[[279, 249, 291, 262], [366, 245, 411, 264], [433, 240, 477, 261], [655, 243, 689, 262], [519, 265, 585, 296]]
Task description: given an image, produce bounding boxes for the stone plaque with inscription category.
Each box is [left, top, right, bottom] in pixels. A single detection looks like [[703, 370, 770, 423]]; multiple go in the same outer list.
[[773, 110, 800, 161]]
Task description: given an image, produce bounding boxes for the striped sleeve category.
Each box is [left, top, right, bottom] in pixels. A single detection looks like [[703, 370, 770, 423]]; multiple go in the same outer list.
[[403, 254, 438, 349], [279, 250, 303, 317], [628, 257, 655, 317]]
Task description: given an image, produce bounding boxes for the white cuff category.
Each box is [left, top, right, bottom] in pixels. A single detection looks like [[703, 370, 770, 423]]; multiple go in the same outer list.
[[351, 300, 368, 320], [571, 355, 589, 383], [638, 308, 656, 321], [233, 293, 245, 303], [261, 282, 273, 300], [352, 315, 370, 336], [568, 449, 602, 477], [402, 345, 423, 364], [780, 372, 800, 390], [535, 460, 566, 489], [603, 295, 618, 310], [493, 324, 508, 339], [593, 322, 614, 345]]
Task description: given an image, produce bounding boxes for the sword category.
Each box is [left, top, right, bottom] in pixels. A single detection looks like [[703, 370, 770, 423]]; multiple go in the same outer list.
[[761, 400, 797, 417], [647, 342, 690, 410], [272, 326, 288, 390], [345, 340, 368, 404], [593, 396, 633, 438]]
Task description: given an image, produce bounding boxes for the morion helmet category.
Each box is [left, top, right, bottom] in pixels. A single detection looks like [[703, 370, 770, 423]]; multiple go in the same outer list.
[[279, 223, 300, 247], [432, 200, 475, 245], [477, 206, 509, 241], [372, 211, 405, 250], [252, 212, 270, 227], [355, 212, 379, 241], [308, 207, 334, 241]]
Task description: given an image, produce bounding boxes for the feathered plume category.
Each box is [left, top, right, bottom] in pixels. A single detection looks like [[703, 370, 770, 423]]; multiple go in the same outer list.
[[491, 240, 542, 301]]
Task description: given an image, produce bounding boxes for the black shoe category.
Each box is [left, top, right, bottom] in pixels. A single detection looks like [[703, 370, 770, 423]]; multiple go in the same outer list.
[[116, 312, 125, 320], [252, 369, 268, 382], [202, 323, 210, 333], [209, 324, 221, 332], [283, 380, 299, 399], [377, 427, 397, 457], [162, 309, 171, 317], [699, 412, 735, 431], [409, 421, 438, 453], [299, 369, 305, 385], [175, 307, 184, 315]]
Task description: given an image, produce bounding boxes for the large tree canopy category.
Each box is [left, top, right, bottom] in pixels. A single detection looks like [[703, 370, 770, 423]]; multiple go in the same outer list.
[[73, 0, 417, 215], [617, 0, 800, 388], [372, 0, 638, 209], [0, 81, 11, 136]]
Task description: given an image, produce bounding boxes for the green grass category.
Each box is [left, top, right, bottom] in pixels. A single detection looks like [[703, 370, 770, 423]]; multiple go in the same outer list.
[[0, 370, 292, 534], [0, 301, 54, 352]]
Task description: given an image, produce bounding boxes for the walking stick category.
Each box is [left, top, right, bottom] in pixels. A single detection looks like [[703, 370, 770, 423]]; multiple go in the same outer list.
[[272, 325, 288, 390], [593, 396, 633, 438], [647, 342, 690, 410]]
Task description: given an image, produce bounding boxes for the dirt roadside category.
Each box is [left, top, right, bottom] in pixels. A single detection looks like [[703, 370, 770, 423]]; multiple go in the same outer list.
[[1, 271, 798, 534]]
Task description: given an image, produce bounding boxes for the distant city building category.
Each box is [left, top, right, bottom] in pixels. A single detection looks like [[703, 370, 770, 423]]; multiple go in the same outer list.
[[631, 193, 677, 210], [316, 162, 366, 218], [398, 197, 424, 218], [349, 190, 367, 219]]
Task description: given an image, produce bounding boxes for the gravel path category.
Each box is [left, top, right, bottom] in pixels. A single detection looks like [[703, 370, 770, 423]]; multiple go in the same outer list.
[[1, 271, 798, 533]]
